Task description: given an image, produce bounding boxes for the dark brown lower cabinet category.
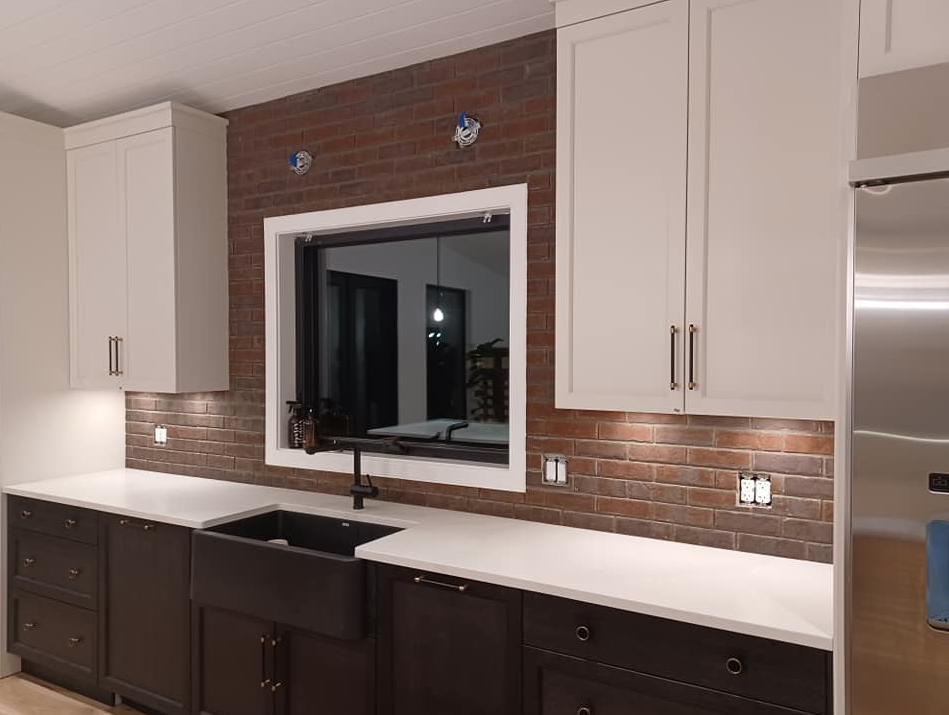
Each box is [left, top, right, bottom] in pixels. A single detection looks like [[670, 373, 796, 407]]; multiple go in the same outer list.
[[277, 626, 374, 715], [376, 564, 522, 715], [99, 514, 191, 715], [193, 605, 375, 715], [524, 647, 810, 715]]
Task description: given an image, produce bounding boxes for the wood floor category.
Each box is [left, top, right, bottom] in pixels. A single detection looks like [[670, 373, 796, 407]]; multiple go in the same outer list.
[[0, 674, 140, 715]]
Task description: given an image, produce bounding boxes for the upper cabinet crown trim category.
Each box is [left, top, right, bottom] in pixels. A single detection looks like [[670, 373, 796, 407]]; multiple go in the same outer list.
[[64, 102, 227, 150], [551, 0, 664, 27]]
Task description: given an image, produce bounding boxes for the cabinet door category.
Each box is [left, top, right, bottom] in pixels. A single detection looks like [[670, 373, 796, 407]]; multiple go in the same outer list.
[[555, 0, 688, 413], [117, 128, 178, 391], [860, 0, 949, 77], [377, 566, 522, 715], [99, 514, 191, 715], [685, 0, 847, 419], [193, 606, 274, 715], [68, 140, 125, 389], [276, 626, 373, 715]]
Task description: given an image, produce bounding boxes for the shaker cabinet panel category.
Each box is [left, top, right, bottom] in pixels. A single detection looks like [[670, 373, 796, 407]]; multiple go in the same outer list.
[[67, 141, 126, 390], [99, 514, 191, 715], [859, 0, 949, 77], [555, 0, 688, 414], [377, 565, 522, 715], [118, 128, 178, 392], [684, 0, 844, 419], [193, 606, 274, 715]]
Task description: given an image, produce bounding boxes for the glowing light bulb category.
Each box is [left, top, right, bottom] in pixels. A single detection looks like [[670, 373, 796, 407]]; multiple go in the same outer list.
[[432, 307, 445, 322]]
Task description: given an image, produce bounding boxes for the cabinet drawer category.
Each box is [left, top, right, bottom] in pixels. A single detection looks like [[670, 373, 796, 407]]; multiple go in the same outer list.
[[9, 496, 98, 544], [524, 647, 812, 715], [10, 529, 97, 608], [523, 593, 829, 714], [9, 590, 97, 682]]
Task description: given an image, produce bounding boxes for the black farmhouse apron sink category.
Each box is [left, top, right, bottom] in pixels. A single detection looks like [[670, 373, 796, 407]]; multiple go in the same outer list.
[[191, 510, 402, 640]]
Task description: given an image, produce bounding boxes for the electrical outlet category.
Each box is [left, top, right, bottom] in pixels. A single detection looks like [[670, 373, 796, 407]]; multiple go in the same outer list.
[[739, 473, 757, 505], [154, 424, 168, 446], [754, 474, 772, 506], [543, 455, 568, 487]]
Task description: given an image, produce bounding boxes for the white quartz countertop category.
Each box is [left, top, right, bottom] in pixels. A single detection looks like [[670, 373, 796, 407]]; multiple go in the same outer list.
[[4, 468, 833, 650]]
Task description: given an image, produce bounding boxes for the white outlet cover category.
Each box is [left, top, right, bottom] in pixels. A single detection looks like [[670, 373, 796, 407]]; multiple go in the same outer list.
[[154, 425, 168, 446], [739, 475, 756, 505], [755, 476, 772, 506]]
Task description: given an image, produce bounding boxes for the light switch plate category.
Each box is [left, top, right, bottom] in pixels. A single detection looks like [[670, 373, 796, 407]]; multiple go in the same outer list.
[[154, 424, 168, 446]]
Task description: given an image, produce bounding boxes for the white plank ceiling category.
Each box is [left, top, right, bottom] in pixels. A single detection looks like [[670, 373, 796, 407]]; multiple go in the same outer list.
[[0, 0, 554, 127]]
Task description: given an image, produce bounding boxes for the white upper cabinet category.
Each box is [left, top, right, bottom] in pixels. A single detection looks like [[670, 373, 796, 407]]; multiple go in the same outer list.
[[66, 103, 229, 393], [859, 0, 949, 77], [555, 0, 688, 414], [68, 140, 126, 389], [684, 0, 847, 420], [555, 0, 852, 420]]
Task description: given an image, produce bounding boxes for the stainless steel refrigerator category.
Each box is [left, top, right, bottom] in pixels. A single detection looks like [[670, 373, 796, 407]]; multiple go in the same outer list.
[[850, 62, 949, 715]]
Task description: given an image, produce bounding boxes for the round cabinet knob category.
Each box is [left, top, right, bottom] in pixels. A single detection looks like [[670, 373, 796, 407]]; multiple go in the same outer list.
[[725, 657, 744, 676], [578, 707, 593, 715], [67, 568, 81, 580], [22, 558, 35, 568], [20, 510, 32, 520], [575, 625, 591, 642], [63, 518, 78, 530], [22, 622, 36, 632], [67, 636, 83, 647]]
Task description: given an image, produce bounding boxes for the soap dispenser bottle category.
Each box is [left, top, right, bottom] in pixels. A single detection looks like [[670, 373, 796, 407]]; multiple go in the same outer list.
[[303, 407, 320, 455], [287, 401, 305, 449]]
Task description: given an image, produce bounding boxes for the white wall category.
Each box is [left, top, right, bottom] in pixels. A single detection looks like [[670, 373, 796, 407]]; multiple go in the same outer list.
[[0, 111, 125, 676], [324, 231, 509, 424]]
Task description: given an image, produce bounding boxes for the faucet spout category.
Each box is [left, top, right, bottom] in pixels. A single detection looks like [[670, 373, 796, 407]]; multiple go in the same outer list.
[[350, 444, 379, 510]]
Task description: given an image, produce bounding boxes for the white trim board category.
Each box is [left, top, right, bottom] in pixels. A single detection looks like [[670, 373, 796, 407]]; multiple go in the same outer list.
[[264, 184, 528, 492]]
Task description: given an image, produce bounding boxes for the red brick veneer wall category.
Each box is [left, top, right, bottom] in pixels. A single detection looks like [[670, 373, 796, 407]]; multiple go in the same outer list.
[[126, 31, 834, 563]]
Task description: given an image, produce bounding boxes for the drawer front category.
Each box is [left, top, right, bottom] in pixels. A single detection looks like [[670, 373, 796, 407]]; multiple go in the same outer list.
[[9, 590, 97, 681], [10, 529, 97, 608], [524, 647, 806, 715], [9, 496, 98, 544], [523, 593, 829, 714]]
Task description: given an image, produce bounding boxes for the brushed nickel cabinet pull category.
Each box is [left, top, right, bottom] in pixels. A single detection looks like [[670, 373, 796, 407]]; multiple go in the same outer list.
[[118, 518, 155, 531], [726, 657, 743, 675], [67, 636, 83, 647], [68, 568, 81, 580], [688, 324, 697, 390], [670, 325, 678, 390], [63, 518, 78, 530], [20, 510, 32, 520], [270, 682, 283, 693], [413, 575, 468, 593], [22, 558, 35, 568], [108, 336, 115, 376], [259, 634, 270, 688], [575, 625, 591, 642], [114, 337, 124, 376], [22, 622, 36, 631], [578, 708, 592, 715]]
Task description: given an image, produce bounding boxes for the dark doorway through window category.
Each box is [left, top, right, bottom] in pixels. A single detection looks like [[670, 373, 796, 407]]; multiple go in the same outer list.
[[325, 270, 398, 436]]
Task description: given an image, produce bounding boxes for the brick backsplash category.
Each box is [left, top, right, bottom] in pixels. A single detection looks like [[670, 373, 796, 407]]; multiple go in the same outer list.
[[125, 30, 834, 563]]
